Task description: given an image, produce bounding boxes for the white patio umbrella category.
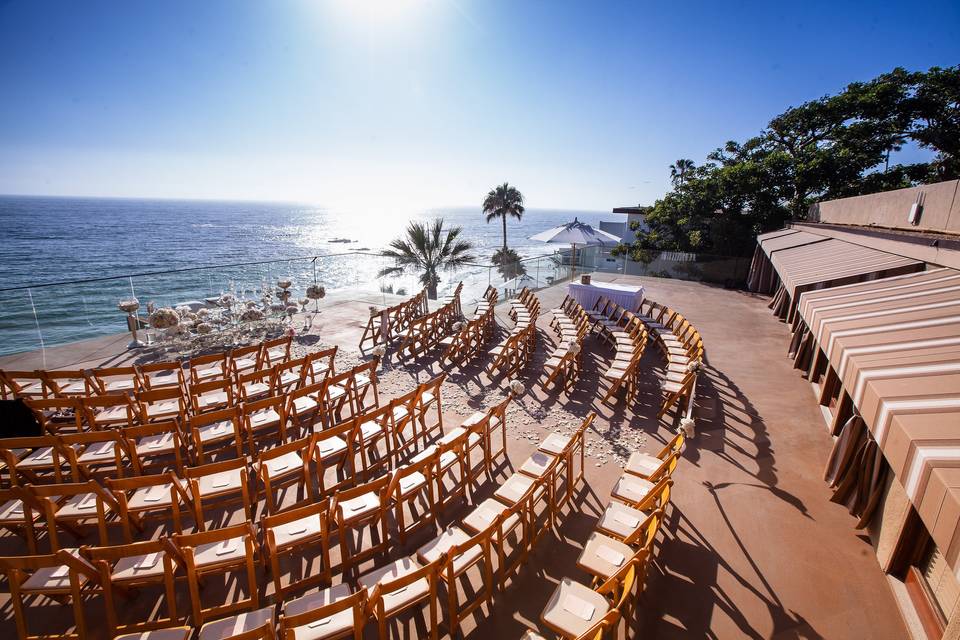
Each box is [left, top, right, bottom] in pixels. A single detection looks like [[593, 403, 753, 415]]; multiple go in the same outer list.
[[529, 217, 621, 276]]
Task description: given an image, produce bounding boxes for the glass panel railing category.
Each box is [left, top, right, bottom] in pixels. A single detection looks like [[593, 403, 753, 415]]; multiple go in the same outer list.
[[0, 248, 752, 358]]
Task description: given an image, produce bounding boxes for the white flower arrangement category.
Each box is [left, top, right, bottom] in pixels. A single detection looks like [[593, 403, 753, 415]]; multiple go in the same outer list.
[[679, 417, 696, 439], [175, 305, 192, 317], [196, 322, 213, 335], [218, 293, 236, 307], [149, 307, 180, 329], [165, 324, 190, 339], [299, 297, 310, 308], [370, 306, 379, 318], [686, 359, 703, 373], [306, 284, 326, 300], [277, 278, 292, 290], [372, 345, 387, 358], [197, 308, 210, 319], [240, 308, 265, 322], [567, 341, 581, 356], [452, 321, 464, 333], [509, 380, 526, 396], [117, 298, 140, 313]]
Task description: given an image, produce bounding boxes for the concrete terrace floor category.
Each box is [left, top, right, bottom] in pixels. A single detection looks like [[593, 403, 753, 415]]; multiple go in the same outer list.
[[0, 276, 908, 639]]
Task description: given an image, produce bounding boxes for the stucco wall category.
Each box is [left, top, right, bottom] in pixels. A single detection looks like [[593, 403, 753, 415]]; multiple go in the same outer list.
[[813, 179, 960, 235]]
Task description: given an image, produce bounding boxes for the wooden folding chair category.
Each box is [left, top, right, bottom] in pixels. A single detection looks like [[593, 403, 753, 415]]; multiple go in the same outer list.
[[481, 494, 532, 591], [359, 305, 388, 352], [0, 369, 47, 399], [417, 524, 494, 636], [0, 487, 43, 553], [188, 406, 244, 464], [187, 351, 229, 386], [236, 368, 275, 403], [57, 429, 131, 482], [536, 413, 594, 511], [83, 538, 184, 636], [184, 457, 253, 531], [1, 436, 70, 486], [39, 369, 92, 398], [322, 370, 353, 425], [658, 371, 697, 419], [433, 426, 470, 514], [359, 556, 439, 640], [25, 397, 85, 435], [260, 335, 293, 368], [386, 452, 437, 544], [136, 387, 187, 424], [272, 355, 311, 395], [286, 380, 327, 430], [495, 464, 557, 542], [386, 388, 419, 459], [330, 474, 390, 574], [29, 480, 128, 550], [304, 345, 338, 384], [189, 377, 235, 415], [455, 418, 490, 493], [470, 393, 512, 466], [229, 343, 262, 378], [88, 365, 139, 395], [262, 499, 332, 599], [348, 404, 394, 481], [411, 374, 444, 449], [308, 419, 357, 496], [625, 432, 684, 479], [106, 471, 194, 539], [122, 420, 187, 475], [80, 393, 138, 430], [600, 356, 642, 408], [347, 359, 380, 418], [114, 626, 192, 640], [540, 558, 638, 640], [280, 585, 366, 640], [174, 522, 260, 627], [256, 436, 314, 515], [597, 488, 662, 544], [137, 361, 185, 392], [611, 468, 675, 510], [242, 394, 290, 452], [0, 549, 106, 640], [197, 606, 277, 640]]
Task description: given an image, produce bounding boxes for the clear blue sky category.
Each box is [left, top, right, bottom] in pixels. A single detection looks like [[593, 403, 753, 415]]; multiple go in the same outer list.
[[0, 0, 957, 211]]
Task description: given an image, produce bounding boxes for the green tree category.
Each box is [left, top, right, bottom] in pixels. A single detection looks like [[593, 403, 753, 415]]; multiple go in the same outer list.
[[669, 159, 695, 186], [483, 182, 525, 253], [378, 219, 476, 299], [615, 65, 960, 260]]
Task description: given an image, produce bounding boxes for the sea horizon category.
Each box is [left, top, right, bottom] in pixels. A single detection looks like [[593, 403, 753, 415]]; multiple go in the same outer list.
[[0, 194, 616, 354]]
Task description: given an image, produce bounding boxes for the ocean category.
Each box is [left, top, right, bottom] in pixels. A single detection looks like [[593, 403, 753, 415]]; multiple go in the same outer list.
[[0, 195, 612, 355]]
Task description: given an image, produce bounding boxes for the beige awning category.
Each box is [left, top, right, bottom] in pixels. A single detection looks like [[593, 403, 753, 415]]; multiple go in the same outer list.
[[760, 230, 829, 257], [796, 268, 960, 573], [748, 229, 831, 293], [770, 238, 923, 322]]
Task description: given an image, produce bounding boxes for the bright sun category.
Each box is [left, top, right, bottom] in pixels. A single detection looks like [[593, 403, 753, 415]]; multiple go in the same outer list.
[[331, 0, 429, 25]]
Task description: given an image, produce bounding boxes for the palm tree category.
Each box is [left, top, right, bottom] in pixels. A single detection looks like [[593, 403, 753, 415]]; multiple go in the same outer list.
[[378, 218, 476, 300], [482, 183, 525, 253], [669, 159, 695, 186]]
